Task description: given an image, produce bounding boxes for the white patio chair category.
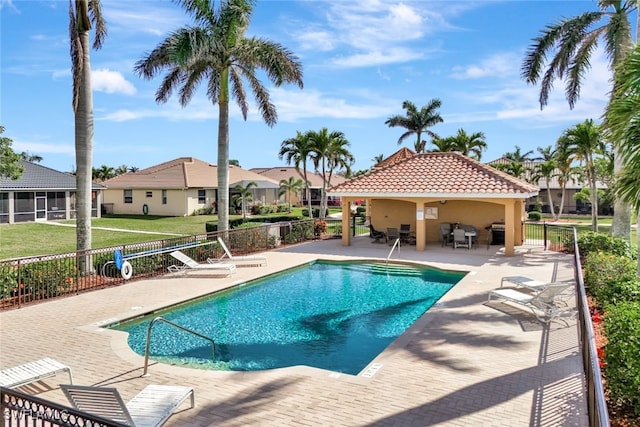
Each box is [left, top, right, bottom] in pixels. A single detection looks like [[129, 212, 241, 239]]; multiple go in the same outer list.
[[61, 384, 194, 427], [0, 357, 73, 388], [488, 283, 576, 323], [211, 237, 267, 266], [168, 251, 236, 276]]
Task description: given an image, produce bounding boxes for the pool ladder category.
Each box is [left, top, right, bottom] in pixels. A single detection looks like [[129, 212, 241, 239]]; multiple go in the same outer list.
[[142, 316, 215, 377]]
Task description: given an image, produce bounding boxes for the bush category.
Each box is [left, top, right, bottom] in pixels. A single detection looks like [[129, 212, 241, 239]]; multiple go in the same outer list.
[[578, 231, 636, 260], [603, 301, 640, 415], [302, 208, 329, 218], [527, 211, 542, 221], [583, 252, 639, 307]]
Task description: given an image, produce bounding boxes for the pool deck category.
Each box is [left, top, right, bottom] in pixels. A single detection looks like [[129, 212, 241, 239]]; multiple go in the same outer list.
[[0, 238, 587, 426]]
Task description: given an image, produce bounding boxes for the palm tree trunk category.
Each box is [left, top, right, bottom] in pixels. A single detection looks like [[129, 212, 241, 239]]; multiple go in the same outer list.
[[75, 29, 93, 274], [217, 101, 230, 233], [545, 186, 556, 218]]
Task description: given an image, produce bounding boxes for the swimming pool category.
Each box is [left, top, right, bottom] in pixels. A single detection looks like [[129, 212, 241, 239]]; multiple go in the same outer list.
[[111, 260, 465, 375]]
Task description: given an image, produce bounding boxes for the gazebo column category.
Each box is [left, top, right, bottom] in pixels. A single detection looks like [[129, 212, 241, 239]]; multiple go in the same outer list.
[[416, 204, 425, 251], [341, 197, 352, 246], [504, 200, 515, 256]]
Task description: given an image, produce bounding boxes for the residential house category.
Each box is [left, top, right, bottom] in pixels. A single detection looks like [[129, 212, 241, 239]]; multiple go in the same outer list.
[[0, 161, 103, 223], [101, 157, 280, 217], [250, 167, 348, 207], [328, 150, 539, 256]]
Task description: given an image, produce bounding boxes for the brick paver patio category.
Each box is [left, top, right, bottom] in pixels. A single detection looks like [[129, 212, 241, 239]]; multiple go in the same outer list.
[[0, 239, 587, 426]]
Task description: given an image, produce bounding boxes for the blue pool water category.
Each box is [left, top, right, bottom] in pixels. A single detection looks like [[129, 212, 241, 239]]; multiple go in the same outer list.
[[111, 261, 465, 375]]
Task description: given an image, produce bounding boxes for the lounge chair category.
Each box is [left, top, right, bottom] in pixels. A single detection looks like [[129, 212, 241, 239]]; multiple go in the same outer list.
[[386, 227, 400, 245], [211, 237, 267, 266], [168, 251, 236, 276], [488, 283, 576, 323], [61, 384, 194, 427], [0, 357, 73, 388], [369, 224, 385, 243], [501, 276, 548, 291]]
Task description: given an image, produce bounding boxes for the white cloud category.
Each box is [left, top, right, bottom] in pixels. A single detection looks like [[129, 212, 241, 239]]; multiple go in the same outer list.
[[450, 52, 521, 79], [13, 141, 74, 155], [331, 47, 424, 68], [92, 69, 137, 95]]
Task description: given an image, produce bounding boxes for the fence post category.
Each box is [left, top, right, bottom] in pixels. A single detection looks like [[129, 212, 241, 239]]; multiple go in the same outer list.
[[352, 214, 356, 237], [543, 221, 548, 250]]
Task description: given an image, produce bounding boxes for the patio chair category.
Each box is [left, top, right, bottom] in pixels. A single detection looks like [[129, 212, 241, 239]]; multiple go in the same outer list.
[[452, 228, 470, 249], [369, 224, 385, 243], [399, 224, 411, 243], [211, 237, 267, 266], [0, 357, 73, 388], [386, 227, 400, 245], [168, 251, 236, 276], [61, 384, 194, 427], [488, 283, 576, 323], [439, 223, 452, 247]]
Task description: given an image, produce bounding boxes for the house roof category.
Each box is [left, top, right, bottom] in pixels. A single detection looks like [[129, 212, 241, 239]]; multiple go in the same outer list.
[[0, 161, 105, 191], [329, 151, 539, 199], [374, 147, 416, 168], [249, 167, 347, 188], [102, 157, 279, 189]]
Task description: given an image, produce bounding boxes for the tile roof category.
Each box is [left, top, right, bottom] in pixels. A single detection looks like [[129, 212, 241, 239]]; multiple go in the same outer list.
[[0, 161, 104, 190], [250, 167, 347, 188], [103, 157, 278, 189], [374, 147, 416, 168], [329, 152, 539, 198]]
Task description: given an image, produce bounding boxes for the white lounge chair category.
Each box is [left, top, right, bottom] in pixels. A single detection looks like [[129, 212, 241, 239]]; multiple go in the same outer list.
[[168, 251, 236, 276], [488, 283, 576, 323], [500, 276, 548, 291], [211, 237, 267, 266], [0, 357, 73, 388], [61, 384, 194, 427]]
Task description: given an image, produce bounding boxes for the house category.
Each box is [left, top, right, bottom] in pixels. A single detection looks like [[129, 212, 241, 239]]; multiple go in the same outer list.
[[101, 157, 280, 217], [250, 167, 348, 206], [0, 161, 103, 224], [328, 150, 539, 256]]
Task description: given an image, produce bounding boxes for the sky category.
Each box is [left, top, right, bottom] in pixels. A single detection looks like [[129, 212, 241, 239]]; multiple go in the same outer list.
[[1, 0, 620, 175]]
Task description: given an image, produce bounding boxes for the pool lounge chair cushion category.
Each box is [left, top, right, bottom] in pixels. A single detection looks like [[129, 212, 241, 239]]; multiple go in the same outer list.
[[61, 384, 194, 427], [212, 237, 267, 266], [168, 251, 236, 276], [0, 357, 73, 388]]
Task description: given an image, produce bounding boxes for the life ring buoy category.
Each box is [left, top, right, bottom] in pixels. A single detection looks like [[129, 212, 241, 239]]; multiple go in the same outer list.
[[142, 204, 149, 215], [121, 261, 133, 280]]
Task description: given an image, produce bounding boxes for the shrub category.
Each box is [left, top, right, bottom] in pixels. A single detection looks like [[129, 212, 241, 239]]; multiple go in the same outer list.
[[583, 252, 639, 307], [578, 231, 635, 260], [527, 211, 542, 221], [313, 220, 327, 237], [603, 301, 640, 415]]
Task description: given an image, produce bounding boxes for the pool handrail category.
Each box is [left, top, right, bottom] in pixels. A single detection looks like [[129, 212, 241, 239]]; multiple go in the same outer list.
[[143, 316, 215, 377], [386, 238, 401, 266]]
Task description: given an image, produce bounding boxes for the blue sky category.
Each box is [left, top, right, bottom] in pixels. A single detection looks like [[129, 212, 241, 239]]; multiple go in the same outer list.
[[1, 0, 614, 174]]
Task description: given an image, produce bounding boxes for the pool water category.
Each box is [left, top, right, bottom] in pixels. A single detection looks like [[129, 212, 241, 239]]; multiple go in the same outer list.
[[111, 261, 465, 375]]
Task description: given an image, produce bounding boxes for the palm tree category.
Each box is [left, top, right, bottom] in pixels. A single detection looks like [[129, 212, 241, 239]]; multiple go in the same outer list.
[[279, 131, 314, 216], [69, 0, 106, 273], [134, 0, 303, 233], [371, 154, 384, 166], [521, 0, 636, 240], [554, 138, 581, 218], [385, 99, 443, 152], [128, 166, 139, 173], [430, 137, 458, 153], [95, 165, 115, 182], [232, 181, 257, 219], [558, 119, 605, 231], [307, 128, 353, 218], [114, 164, 129, 175], [530, 150, 558, 218], [437, 128, 487, 160], [278, 176, 305, 212], [503, 145, 534, 163], [493, 161, 528, 179]]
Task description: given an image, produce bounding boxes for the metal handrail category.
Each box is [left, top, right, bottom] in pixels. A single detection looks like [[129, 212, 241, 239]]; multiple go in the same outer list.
[[142, 316, 215, 377], [386, 238, 401, 266]]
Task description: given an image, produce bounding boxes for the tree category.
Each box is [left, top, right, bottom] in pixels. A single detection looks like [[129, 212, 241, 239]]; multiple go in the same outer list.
[[385, 99, 443, 152], [371, 154, 384, 166], [531, 156, 558, 218], [307, 128, 353, 218], [114, 164, 129, 175], [437, 128, 487, 160], [503, 145, 534, 163], [521, 0, 636, 240], [229, 159, 241, 167], [279, 131, 314, 216], [558, 119, 605, 231], [278, 176, 305, 212], [232, 180, 256, 219], [0, 126, 23, 179], [135, 0, 303, 233], [430, 137, 458, 153], [69, 0, 106, 273], [554, 138, 581, 218], [94, 165, 115, 181], [128, 166, 139, 173], [20, 152, 43, 163]]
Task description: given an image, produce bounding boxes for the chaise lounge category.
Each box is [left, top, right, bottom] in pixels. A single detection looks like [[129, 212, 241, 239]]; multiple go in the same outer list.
[[168, 251, 236, 276], [488, 283, 576, 323], [0, 357, 73, 389], [211, 237, 267, 266]]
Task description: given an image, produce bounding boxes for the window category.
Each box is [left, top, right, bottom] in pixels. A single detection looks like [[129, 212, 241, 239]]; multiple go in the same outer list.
[[146, 191, 153, 198], [198, 189, 206, 204], [124, 189, 133, 204], [162, 190, 167, 205]]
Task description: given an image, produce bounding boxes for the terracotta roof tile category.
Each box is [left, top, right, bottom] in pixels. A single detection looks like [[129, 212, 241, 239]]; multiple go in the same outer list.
[[329, 152, 538, 198], [250, 167, 347, 188]]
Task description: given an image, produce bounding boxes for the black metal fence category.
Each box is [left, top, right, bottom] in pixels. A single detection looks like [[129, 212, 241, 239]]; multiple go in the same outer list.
[[523, 221, 576, 252], [0, 386, 123, 427]]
